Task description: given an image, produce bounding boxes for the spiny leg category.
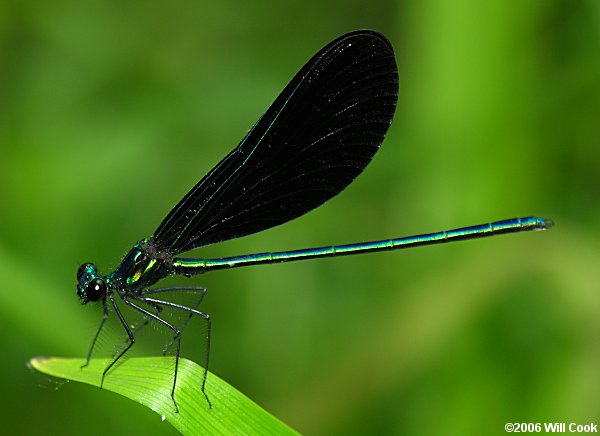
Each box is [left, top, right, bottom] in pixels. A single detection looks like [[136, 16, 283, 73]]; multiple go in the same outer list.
[[112, 320, 148, 358], [142, 286, 207, 297], [112, 301, 163, 357], [122, 297, 182, 413], [141, 287, 206, 355], [140, 295, 212, 409], [82, 296, 109, 369], [101, 294, 135, 388]]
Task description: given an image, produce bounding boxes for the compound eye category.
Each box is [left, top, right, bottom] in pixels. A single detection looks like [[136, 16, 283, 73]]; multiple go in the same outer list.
[[77, 263, 94, 282], [85, 278, 107, 301]]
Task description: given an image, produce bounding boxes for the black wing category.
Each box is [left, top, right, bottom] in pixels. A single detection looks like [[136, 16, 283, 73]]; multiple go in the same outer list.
[[152, 30, 398, 254]]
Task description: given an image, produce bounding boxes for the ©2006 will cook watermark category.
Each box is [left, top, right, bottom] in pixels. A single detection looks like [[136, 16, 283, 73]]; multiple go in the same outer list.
[[505, 423, 598, 433]]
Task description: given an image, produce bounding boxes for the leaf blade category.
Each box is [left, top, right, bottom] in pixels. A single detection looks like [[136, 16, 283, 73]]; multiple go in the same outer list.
[[30, 356, 298, 435]]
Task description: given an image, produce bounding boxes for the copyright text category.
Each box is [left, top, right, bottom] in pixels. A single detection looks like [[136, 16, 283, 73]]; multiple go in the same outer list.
[[505, 422, 597, 433]]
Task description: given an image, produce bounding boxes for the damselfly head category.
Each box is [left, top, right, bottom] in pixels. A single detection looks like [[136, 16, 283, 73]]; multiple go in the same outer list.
[[76, 263, 106, 304]]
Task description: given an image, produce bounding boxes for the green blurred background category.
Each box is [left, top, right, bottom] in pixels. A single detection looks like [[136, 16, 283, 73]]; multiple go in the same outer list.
[[1, 0, 599, 434]]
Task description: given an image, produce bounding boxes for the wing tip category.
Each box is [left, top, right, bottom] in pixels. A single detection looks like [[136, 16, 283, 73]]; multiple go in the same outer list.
[[336, 29, 394, 53]]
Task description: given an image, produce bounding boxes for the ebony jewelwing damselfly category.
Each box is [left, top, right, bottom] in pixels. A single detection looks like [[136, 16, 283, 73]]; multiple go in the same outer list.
[[76, 30, 552, 412]]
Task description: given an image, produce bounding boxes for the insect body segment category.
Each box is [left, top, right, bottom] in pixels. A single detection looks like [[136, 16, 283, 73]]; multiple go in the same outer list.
[[76, 263, 105, 303], [113, 239, 174, 289]]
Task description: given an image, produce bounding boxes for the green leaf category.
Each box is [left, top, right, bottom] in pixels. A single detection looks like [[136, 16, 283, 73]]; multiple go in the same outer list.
[[29, 356, 298, 435]]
